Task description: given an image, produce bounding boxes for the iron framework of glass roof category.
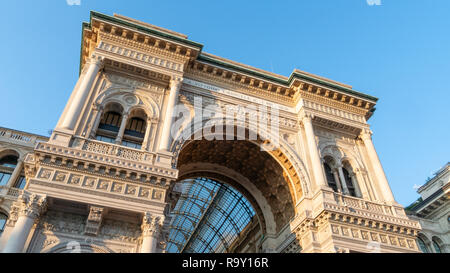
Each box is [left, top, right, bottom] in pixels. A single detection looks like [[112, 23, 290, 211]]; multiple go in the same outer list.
[[166, 177, 256, 253]]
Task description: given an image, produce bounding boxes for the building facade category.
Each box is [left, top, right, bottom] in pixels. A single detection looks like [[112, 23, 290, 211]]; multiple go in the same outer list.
[[0, 12, 422, 253], [406, 163, 449, 253]]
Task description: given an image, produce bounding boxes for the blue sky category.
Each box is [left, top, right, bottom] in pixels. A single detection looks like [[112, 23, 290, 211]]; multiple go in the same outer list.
[[0, 0, 448, 206]]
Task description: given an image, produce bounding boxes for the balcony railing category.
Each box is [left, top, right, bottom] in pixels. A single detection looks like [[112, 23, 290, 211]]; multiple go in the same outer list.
[[333, 191, 405, 217], [0, 186, 23, 199], [0, 127, 48, 147], [78, 137, 148, 162]]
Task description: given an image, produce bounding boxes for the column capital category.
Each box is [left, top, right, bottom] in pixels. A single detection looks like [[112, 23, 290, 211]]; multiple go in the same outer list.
[[360, 128, 373, 140], [141, 212, 164, 237], [15, 192, 47, 219], [298, 111, 315, 126], [170, 76, 183, 88], [92, 102, 104, 112], [87, 54, 105, 68]]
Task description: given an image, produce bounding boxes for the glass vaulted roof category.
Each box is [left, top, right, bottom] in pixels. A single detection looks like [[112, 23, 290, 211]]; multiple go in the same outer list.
[[166, 177, 256, 253]]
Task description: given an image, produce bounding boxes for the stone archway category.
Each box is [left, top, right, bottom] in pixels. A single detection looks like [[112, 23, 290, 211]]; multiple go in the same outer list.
[[175, 138, 298, 235]]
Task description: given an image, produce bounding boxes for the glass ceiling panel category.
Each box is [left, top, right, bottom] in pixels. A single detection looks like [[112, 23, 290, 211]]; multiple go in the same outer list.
[[166, 177, 256, 253]]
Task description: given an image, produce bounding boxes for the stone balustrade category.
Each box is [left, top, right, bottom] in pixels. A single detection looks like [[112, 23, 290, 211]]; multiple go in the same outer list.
[[333, 192, 407, 218], [34, 138, 178, 180], [0, 186, 24, 199], [0, 127, 48, 147]]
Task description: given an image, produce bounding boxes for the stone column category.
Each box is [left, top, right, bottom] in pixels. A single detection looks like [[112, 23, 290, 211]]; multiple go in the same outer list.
[[2, 193, 47, 253], [301, 115, 326, 189], [88, 104, 104, 139], [140, 212, 164, 253], [141, 117, 153, 150], [6, 158, 24, 188], [337, 166, 350, 195], [332, 169, 343, 193], [60, 56, 104, 131], [115, 114, 129, 144], [353, 169, 370, 199], [159, 76, 183, 152], [360, 130, 395, 203], [350, 172, 362, 198]]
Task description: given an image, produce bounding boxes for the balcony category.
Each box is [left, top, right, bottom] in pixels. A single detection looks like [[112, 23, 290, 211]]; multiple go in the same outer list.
[[0, 127, 48, 148], [0, 185, 23, 200], [34, 137, 178, 179]]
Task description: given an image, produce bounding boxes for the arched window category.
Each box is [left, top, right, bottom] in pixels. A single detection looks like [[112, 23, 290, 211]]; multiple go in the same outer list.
[[122, 117, 146, 149], [432, 238, 442, 253], [417, 237, 429, 253], [0, 155, 18, 168], [122, 109, 148, 149], [342, 168, 357, 197], [324, 163, 338, 192], [95, 103, 124, 144], [0, 212, 7, 233], [0, 155, 18, 186], [96, 111, 122, 143]]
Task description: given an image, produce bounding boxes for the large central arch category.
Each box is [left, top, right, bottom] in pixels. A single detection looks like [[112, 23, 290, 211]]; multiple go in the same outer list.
[[169, 122, 309, 245]]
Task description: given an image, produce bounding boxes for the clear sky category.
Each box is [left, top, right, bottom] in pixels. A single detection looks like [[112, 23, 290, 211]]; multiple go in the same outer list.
[[0, 0, 448, 206]]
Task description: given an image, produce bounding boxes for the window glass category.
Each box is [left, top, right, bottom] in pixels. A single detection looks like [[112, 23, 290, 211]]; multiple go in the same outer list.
[[15, 176, 27, 189], [432, 240, 441, 253], [95, 135, 115, 143], [122, 140, 142, 150], [343, 168, 357, 197], [0, 172, 12, 186], [124, 117, 146, 138], [166, 178, 256, 253], [0, 213, 7, 233], [324, 163, 338, 192], [0, 155, 18, 168], [417, 237, 429, 253], [99, 111, 122, 133]]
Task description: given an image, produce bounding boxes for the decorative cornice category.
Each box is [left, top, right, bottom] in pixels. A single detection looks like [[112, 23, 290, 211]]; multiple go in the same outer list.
[[80, 11, 379, 120]]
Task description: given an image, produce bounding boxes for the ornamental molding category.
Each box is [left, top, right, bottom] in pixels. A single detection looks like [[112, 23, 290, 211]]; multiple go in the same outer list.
[[99, 31, 190, 63], [321, 203, 421, 231], [84, 206, 106, 236], [312, 115, 364, 135], [315, 127, 359, 145], [179, 90, 299, 132], [182, 77, 295, 111], [299, 91, 369, 116], [30, 166, 167, 205], [33, 141, 177, 182], [35, 210, 141, 250], [96, 40, 185, 76], [102, 58, 172, 84], [301, 99, 367, 124], [104, 72, 166, 94], [291, 210, 420, 252], [8, 191, 47, 225], [141, 212, 164, 237], [185, 69, 294, 104]]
